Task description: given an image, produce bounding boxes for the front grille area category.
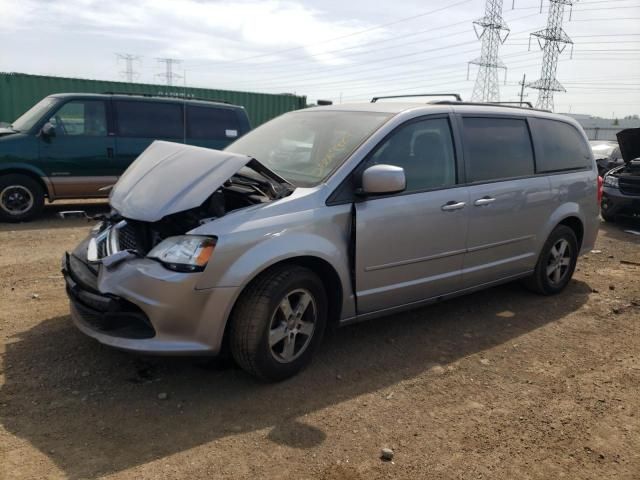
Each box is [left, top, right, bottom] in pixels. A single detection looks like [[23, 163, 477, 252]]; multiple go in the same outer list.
[[619, 177, 640, 196], [117, 222, 142, 251]]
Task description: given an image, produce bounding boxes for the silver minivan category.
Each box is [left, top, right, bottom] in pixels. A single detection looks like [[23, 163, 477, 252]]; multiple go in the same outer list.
[[63, 102, 600, 381]]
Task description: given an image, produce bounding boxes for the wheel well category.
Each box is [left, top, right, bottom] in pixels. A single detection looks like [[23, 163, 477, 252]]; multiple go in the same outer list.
[[218, 256, 344, 359], [0, 169, 51, 199], [558, 216, 584, 249]]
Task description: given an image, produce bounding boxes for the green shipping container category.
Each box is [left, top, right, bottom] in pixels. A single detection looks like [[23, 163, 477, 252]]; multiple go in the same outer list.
[[0, 72, 306, 127]]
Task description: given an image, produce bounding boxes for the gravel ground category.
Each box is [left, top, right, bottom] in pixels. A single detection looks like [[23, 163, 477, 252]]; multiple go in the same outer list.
[[1, 202, 639, 480]]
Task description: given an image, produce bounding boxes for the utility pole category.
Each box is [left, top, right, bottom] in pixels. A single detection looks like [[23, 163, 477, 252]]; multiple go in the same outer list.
[[468, 0, 510, 103], [519, 73, 527, 105], [527, 0, 577, 111], [156, 58, 182, 86], [116, 53, 140, 83]]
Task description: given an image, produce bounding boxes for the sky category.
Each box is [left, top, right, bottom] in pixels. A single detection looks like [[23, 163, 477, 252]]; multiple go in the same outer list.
[[0, 0, 639, 118]]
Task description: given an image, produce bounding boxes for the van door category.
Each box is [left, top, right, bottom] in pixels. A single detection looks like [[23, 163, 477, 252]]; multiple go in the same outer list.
[[39, 99, 117, 198], [459, 116, 553, 287], [113, 100, 184, 173], [354, 116, 469, 314], [185, 105, 243, 149]]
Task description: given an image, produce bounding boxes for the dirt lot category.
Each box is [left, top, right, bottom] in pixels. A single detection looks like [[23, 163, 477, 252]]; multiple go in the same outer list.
[[0, 202, 639, 480]]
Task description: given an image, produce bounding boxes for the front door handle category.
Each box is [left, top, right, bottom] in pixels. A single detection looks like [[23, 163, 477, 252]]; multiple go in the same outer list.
[[441, 201, 466, 211], [107, 147, 114, 159], [474, 196, 495, 206]]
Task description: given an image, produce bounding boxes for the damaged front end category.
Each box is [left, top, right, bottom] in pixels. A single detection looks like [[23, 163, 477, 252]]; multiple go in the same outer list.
[[63, 140, 292, 353], [601, 128, 640, 221]]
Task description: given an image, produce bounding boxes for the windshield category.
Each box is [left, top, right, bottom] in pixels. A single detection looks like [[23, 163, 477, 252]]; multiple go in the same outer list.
[[11, 97, 59, 132], [225, 110, 391, 187]]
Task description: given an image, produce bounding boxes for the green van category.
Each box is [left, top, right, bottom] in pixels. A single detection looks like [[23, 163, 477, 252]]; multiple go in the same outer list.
[[0, 93, 251, 221]]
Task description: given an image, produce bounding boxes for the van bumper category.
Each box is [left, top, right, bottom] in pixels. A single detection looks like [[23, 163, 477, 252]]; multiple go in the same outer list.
[[62, 245, 239, 356]]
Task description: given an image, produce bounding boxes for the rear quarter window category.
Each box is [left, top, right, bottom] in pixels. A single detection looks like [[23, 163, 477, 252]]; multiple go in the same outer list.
[[531, 118, 591, 172], [115, 100, 183, 138], [462, 117, 535, 182], [187, 106, 241, 140]]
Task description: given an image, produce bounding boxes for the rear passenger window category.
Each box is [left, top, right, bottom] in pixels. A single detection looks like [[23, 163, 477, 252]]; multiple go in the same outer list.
[[532, 119, 591, 172], [187, 106, 240, 140], [115, 101, 183, 138], [462, 117, 534, 182]]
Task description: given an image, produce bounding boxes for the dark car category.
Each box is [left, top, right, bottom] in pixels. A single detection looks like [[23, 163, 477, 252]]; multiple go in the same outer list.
[[0, 93, 251, 221], [601, 128, 640, 222]]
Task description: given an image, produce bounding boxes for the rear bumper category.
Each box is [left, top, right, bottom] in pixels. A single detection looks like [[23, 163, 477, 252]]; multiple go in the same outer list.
[[62, 246, 240, 355], [602, 187, 640, 217]]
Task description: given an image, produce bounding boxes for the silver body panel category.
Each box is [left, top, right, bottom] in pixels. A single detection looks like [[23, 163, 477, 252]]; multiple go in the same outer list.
[[66, 103, 599, 355]]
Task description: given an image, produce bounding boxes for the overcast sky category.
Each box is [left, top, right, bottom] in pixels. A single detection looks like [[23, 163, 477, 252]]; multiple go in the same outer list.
[[1, 0, 639, 117]]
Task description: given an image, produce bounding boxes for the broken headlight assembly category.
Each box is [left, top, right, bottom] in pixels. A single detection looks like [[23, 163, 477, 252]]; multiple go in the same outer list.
[[147, 235, 217, 272], [603, 175, 619, 188]]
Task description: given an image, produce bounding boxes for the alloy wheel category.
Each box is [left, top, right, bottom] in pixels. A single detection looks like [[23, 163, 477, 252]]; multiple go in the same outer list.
[[0, 185, 34, 215], [546, 238, 572, 286], [268, 288, 317, 363]]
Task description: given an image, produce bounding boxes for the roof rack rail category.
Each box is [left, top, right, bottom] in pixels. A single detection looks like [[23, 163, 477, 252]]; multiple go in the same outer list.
[[101, 91, 233, 105], [429, 100, 550, 113], [371, 93, 462, 103]]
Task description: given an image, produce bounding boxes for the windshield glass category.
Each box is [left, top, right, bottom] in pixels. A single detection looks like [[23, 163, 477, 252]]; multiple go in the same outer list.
[[225, 110, 391, 187], [11, 97, 59, 132]]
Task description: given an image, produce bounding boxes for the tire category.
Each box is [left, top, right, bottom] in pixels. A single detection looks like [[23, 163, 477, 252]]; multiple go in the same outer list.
[[229, 265, 327, 382], [524, 225, 578, 295], [600, 208, 616, 223], [0, 174, 45, 222]]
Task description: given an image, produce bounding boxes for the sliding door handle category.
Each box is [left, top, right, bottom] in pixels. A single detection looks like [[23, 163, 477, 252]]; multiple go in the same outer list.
[[441, 201, 466, 211], [474, 196, 495, 206]]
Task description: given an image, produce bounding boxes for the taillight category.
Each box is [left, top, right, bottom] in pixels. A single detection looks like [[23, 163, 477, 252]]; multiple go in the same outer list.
[[597, 175, 603, 204]]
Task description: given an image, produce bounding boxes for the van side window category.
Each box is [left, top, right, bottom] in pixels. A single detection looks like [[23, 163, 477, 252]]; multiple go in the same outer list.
[[366, 118, 457, 192], [532, 118, 591, 172], [462, 117, 534, 182], [48, 101, 107, 136], [115, 101, 183, 138], [187, 106, 240, 140]]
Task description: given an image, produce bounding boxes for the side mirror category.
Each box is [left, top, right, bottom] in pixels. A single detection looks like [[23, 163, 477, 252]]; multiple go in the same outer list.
[[361, 164, 406, 195], [40, 122, 55, 138]]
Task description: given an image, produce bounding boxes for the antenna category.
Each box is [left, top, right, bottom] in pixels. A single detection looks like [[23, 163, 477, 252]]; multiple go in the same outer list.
[[156, 58, 183, 86], [467, 0, 510, 103], [116, 53, 140, 83], [527, 0, 577, 111]]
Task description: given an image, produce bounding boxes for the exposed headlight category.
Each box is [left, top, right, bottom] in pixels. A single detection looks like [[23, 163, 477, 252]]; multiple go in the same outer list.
[[147, 235, 216, 272], [603, 175, 619, 188]]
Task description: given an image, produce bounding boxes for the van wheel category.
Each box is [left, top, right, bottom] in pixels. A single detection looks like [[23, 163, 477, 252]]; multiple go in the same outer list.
[[0, 174, 45, 222], [524, 225, 578, 295], [229, 265, 327, 382]]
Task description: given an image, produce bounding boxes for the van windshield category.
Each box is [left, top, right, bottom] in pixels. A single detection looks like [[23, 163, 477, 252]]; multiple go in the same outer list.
[[11, 97, 60, 132], [225, 110, 391, 187]]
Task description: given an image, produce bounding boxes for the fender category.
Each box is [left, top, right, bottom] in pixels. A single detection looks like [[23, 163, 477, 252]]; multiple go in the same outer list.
[[0, 162, 55, 199], [539, 202, 585, 255]]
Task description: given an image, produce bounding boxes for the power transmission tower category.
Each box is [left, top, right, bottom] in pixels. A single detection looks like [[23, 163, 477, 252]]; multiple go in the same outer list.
[[116, 53, 140, 83], [156, 58, 182, 86], [527, 0, 576, 111], [467, 0, 510, 103]]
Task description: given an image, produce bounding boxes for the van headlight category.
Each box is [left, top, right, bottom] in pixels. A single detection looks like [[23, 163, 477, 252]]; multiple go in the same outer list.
[[603, 175, 619, 188], [147, 235, 216, 272]]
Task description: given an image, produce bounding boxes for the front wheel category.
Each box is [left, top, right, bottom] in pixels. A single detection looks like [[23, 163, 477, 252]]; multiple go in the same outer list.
[[229, 265, 327, 382], [524, 225, 578, 295], [0, 174, 45, 222]]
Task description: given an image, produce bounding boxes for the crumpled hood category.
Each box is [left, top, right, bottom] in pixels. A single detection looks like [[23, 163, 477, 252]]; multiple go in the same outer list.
[[110, 140, 253, 222], [617, 128, 640, 163], [0, 127, 17, 138]]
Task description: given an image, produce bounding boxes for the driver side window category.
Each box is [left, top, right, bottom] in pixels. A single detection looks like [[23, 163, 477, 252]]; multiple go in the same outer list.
[[48, 100, 107, 137], [366, 117, 457, 193]]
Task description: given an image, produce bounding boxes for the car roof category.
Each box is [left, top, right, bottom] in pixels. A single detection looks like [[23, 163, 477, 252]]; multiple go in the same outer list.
[[48, 92, 242, 109], [303, 102, 581, 124]]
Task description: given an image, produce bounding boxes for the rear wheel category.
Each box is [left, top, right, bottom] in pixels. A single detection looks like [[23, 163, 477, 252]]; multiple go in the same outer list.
[[229, 265, 327, 382], [0, 174, 45, 222], [524, 225, 578, 295]]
